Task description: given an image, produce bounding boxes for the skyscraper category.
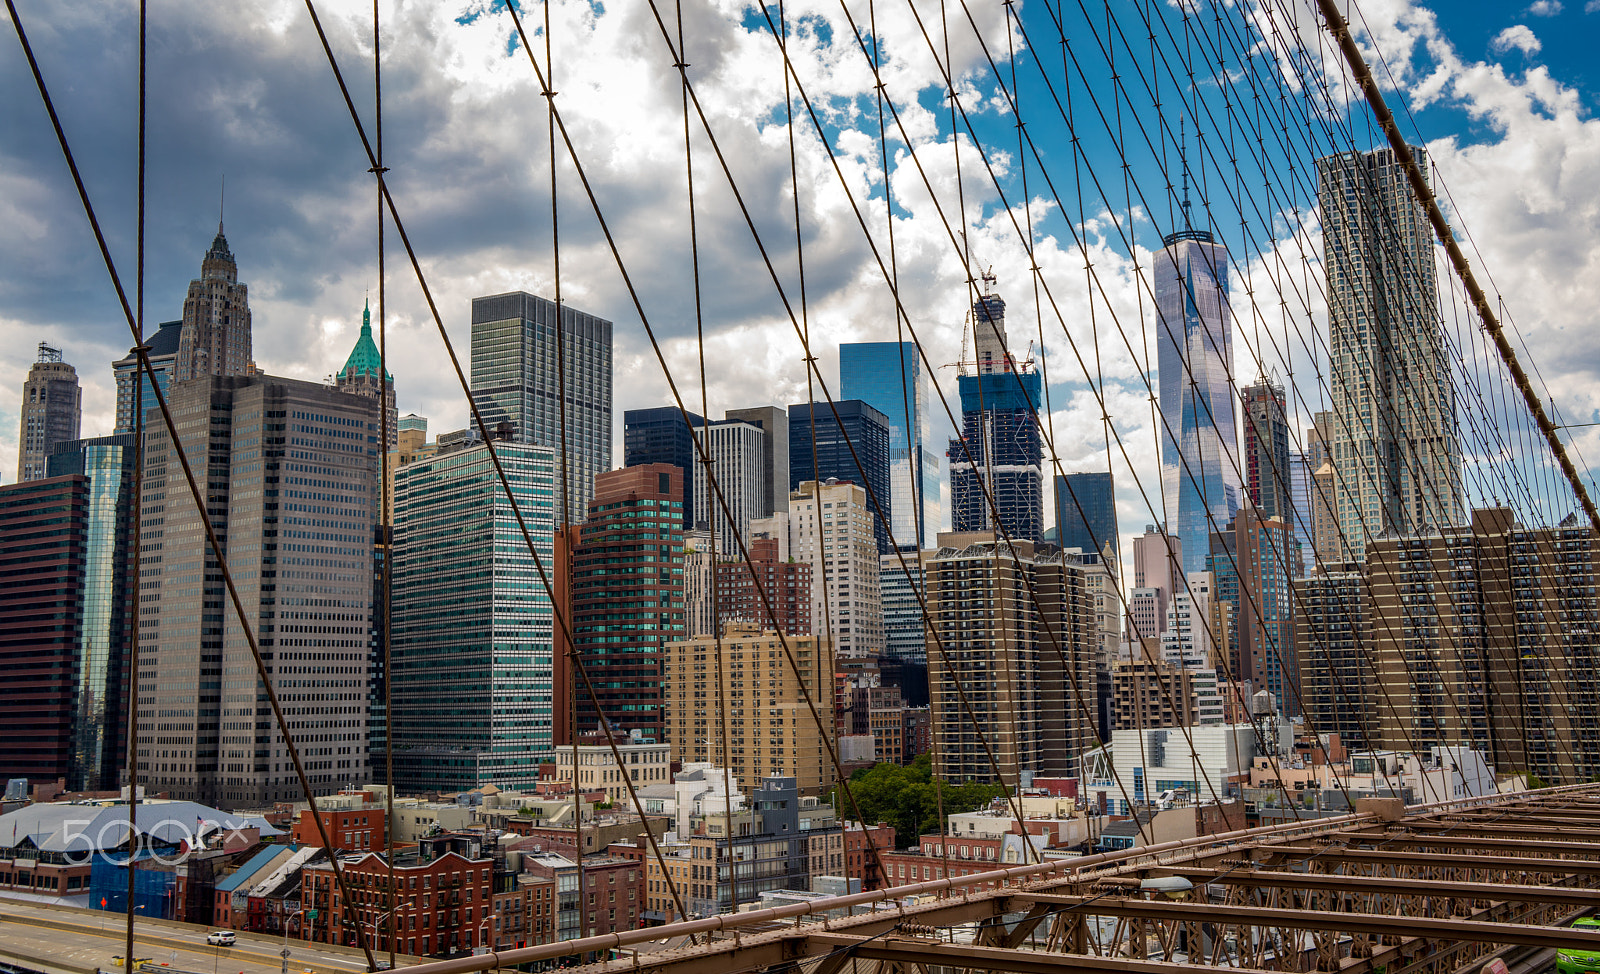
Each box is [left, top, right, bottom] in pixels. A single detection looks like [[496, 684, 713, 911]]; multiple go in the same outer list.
[[1207, 509, 1296, 715], [471, 290, 613, 522], [948, 287, 1045, 543], [137, 375, 379, 807], [840, 342, 941, 548], [16, 343, 81, 482], [788, 399, 893, 553], [1318, 147, 1462, 559], [390, 438, 556, 792], [1052, 471, 1118, 563], [112, 319, 182, 434], [779, 479, 883, 658], [174, 224, 253, 382], [1155, 226, 1239, 576], [925, 534, 1096, 781], [0, 475, 89, 787], [336, 300, 398, 450], [44, 434, 140, 791], [665, 624, 836, 796], [623, 406, 705, 528], [1129, 525, 1183, 640], [692, 417, 767, 556], [570, 464, 685, 740], [724, 406, 789, 520], [1241, 377, 1292, 522]]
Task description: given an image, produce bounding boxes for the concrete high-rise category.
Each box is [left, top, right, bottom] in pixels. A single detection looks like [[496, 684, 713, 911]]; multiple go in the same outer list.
[[569, 464, 685, 740], [45, 434, 140, 792], [724, 406, 789, 520], [390, 437, 557, 792], [16, 343, 81, 482], [1318, 147, 1462, 559], [665, 623, 836, 796], [756, 480, 883, 658], [948, 287, 1044, 543], [623, 406, 705, 528], [1365, 508, 1600, 785], [113, 319, 182, 434], [840, 342, 941, 548], [1293, 570, 1370, 750], [692, 417, 767, 556], [1155, 227, 1239, 576], [174, 224, 253, 381], [1129, 525, 1183, 641], [471, 291, 612, 522], [788, 400, 893, 553], [1052, 471, 1118, 564], [924, 533, 1097, 781], [336, 300, 398, 450], [137, 375, 379, 807]]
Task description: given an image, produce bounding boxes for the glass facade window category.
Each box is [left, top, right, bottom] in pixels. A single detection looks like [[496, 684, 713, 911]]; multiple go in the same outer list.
[[839, 342, 940, 548], [470, 291, 612, 524]]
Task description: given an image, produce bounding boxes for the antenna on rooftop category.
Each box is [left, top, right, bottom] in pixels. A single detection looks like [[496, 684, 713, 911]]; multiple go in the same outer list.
[[1180, 118, 1192, 230]]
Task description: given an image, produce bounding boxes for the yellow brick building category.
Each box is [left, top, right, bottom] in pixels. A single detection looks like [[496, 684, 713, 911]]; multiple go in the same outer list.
[[665, 623, 836, 796]]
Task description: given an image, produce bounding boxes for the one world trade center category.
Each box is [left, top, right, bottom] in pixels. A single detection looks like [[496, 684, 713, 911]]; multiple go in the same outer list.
[[1156, 225, 1239, 576]]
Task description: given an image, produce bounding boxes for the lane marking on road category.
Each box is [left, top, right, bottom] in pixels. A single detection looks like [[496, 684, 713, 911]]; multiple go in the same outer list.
[[0, 917, 368, 972]]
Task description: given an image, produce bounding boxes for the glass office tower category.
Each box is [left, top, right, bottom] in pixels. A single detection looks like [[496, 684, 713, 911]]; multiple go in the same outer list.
[[1155, 229, 1240, 576], [391, 440, 557, 792], [471, 291, 612, 523], [840, 342, 941, 548]]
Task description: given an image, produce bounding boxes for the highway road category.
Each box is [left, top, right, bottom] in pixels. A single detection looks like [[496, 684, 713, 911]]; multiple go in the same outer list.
[[0, 901, 410, 974]]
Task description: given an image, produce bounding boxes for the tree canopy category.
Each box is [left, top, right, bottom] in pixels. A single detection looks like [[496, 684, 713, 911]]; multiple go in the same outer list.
[[830, 754, 1009, 847]]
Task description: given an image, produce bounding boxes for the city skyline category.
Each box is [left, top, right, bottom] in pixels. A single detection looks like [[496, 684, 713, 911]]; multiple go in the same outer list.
[[1, 1, 1590, 580]]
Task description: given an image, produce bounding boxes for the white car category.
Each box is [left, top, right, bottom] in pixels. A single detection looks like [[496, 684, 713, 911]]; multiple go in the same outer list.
[[206, 931, 236, 946]]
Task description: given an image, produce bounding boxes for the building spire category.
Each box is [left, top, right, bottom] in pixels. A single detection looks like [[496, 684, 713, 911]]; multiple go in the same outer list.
[[1180, 118, 1192, 230], [218, 175, 225, 236]]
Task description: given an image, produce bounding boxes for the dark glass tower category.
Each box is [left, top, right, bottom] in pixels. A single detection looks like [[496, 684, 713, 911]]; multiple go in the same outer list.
[[623, 406, 705, 529], [1053, 471, 1118, 561], [788, 399, 893, 553], [948, 286, 1045, 543], [0, 476, 89, 786]]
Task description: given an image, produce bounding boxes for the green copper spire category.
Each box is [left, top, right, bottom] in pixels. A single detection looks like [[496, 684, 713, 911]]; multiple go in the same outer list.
[[338, 298, 391, 380]]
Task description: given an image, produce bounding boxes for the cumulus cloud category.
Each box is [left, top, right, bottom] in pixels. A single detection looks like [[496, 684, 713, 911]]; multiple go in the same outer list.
[[1525, 0, 1563, 14], [1490, 24, 1542, 55], [2, 0, 1597, 559]]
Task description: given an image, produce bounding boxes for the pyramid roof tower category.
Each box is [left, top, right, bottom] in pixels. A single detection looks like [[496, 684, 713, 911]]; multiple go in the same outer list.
[[339, 299, 391, 381]]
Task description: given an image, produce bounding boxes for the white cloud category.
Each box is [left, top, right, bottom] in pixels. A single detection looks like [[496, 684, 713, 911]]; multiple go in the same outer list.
[[1526, 0, 1563, 14], [1490, 24, 1542, 55], [1588, 0, 1600, 12]]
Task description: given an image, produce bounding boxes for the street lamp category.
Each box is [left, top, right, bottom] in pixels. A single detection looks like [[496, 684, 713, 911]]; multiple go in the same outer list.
[[474, 913, 498, 955], [358, 908, 398, 955], [281, 907, 309, 974]]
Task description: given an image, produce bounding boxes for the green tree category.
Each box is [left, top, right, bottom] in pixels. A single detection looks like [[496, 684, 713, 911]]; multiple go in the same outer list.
[[831, 755, 1008, 845]]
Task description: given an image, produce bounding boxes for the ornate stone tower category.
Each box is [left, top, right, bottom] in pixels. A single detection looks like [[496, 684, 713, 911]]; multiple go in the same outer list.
[[175, 223, 253, 382]]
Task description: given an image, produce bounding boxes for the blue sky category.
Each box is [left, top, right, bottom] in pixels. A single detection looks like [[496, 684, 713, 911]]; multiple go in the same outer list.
[[2, 0, 1597, 557]]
